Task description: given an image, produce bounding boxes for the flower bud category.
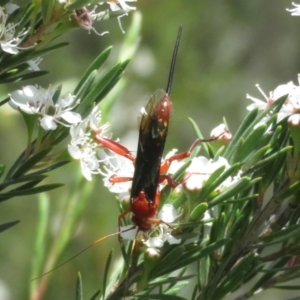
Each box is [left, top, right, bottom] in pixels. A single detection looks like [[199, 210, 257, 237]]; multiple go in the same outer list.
[[210, 123, 232, 142], [72, 7, 93, 30], [137, 247, 161, 291]]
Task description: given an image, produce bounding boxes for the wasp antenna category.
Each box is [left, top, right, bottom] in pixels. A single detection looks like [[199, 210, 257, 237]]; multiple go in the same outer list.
[[166, 24, 183, 96], [30, 229, 135, 281]]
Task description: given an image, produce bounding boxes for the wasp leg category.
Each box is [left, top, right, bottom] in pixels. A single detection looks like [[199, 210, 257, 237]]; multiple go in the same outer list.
[[160, 137, 217, 173], [95, 135, 135, 162]]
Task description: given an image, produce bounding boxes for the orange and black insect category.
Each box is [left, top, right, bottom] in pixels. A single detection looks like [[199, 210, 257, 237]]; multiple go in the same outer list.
[[95, 25, 217, 232], [95, 25, 183, 231]]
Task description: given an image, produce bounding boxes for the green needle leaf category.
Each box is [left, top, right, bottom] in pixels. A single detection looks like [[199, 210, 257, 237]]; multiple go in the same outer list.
[[103, 250, 113, 300], [0, 220, 20, 233], [74, 46, 112, 95], [224, 108, 258, 160], [11, 148, 53, 179], [135, 295, 186, 300], [213, 254, 258, 299], [76, 272, 83, 300], [0, 183, 63, 202], [209, 177, 252, 207], [41, 0, 54, 23], [0, 164, 5, 178], [89, 290, 101, 300], [150, 246, 185, 279]]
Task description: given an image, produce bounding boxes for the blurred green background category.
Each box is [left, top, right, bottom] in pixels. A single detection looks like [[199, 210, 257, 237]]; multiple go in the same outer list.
[[1, 1, 300, 299]]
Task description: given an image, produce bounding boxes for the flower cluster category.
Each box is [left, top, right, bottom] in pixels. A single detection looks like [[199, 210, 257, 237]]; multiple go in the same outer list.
[[68, 106, 111, 181], [104, 0, 136, 33], [0, 4, 44, 70], [0, 0, 137, 56], [8, 84, 114, 181], [246, 76, 300, 126], [9, 85, 81, 130], [75, 0, 137, 34], [183, 156, 240, 191], [0, 0, 138, 77], [0, 5, 28, 54]]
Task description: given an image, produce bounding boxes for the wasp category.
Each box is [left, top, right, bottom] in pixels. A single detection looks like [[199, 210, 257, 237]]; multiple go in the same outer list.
[[95, 25, 214, 233]]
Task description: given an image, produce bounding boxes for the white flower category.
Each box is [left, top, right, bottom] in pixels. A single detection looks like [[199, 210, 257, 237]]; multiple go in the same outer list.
[[144, 204, 181, 247], [9, 85, 81, 130], [102, 155, 134, 193], [287, 2, 300, 16], [246, 77, 300, 124], [69, 143, 100, 181], [184, 156, 240, 192], [102, 0, 136, 33], [143, 227, 180, 248], [0, 6, 29, 54], [9, 85, 43, 114], [41, 93, 81, 130], [288, 113, 300, 126], [162, 149, 184, 175], [68, 106, 111, 181], [246, 84, 279, 111], [157, 204, 178, 223]]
